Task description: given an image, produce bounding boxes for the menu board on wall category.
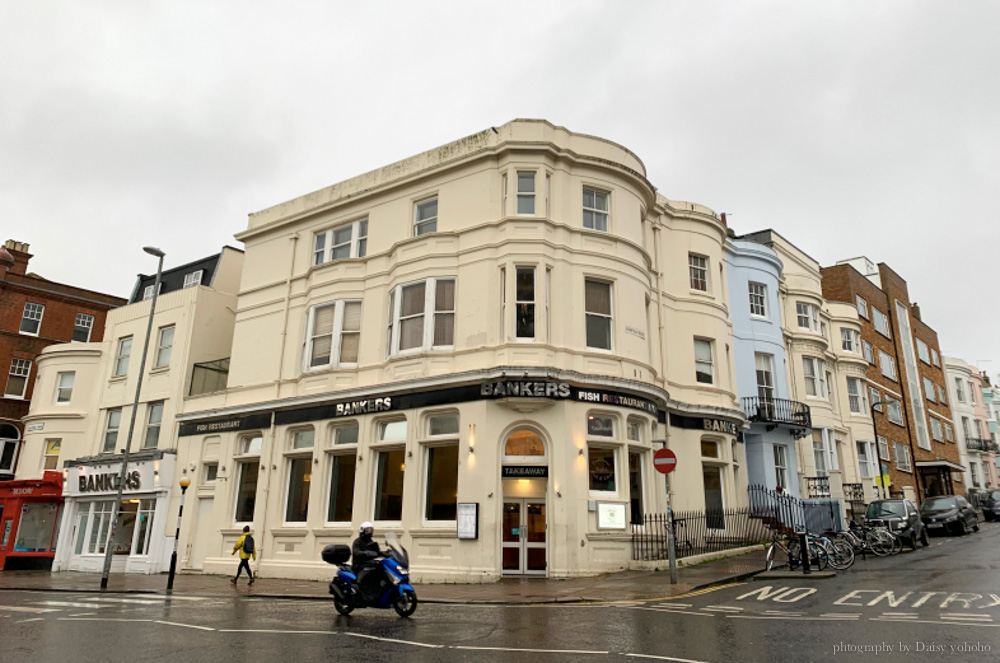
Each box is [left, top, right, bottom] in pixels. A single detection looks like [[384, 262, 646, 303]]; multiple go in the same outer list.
[[457, 503, 479, 540], [597, 502, 627, 530]]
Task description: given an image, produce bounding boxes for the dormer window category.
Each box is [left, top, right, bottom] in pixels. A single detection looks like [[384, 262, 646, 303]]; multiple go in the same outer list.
[[183, 270, 203, 288], [142, 282, 162, 301]]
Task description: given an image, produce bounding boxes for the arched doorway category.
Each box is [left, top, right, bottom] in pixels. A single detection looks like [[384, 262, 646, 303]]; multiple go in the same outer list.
[[500, 428, 548, 576]]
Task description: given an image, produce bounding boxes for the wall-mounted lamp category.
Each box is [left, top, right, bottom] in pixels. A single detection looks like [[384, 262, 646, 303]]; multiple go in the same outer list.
[[578, 448, 584, 456]]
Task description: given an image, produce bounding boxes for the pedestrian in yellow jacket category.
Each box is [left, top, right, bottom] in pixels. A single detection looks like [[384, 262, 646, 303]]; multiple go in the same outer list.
[[231, 525, 255, 585]]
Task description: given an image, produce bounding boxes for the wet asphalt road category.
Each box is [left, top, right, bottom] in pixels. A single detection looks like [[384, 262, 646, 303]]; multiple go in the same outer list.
[[4, 523, 1000, 663]]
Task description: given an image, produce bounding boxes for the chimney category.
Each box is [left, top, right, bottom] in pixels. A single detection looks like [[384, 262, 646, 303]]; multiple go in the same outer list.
[[720, 212, 728, 227], [911, 302, 922, 321], [3, 240, 31, 276]]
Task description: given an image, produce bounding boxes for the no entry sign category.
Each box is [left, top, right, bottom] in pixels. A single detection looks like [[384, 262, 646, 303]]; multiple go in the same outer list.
[[653, 448, 677, 474]]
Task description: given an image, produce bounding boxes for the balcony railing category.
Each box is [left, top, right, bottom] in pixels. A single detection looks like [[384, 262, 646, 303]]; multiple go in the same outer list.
[[806, 476, 831, 498], [966, 437, 993, 453], [741, 397, 812, 429]]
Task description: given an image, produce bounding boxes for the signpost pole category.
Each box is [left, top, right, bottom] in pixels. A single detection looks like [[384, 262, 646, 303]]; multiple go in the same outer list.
[[665, 469, 678, 584]]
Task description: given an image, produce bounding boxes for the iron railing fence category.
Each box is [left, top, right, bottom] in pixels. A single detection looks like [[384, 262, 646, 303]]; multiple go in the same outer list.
[[806, 476, 831, 498], [748, 484, 805, 534], [631, 507, 771, 561]]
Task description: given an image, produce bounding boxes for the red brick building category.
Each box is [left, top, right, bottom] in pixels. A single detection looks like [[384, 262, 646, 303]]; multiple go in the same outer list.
[[0, 240, 126, 478], [821, 258, 961, 504]]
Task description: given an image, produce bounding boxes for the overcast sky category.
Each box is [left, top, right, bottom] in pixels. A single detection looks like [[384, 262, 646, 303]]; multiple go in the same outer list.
[[2, 2, 998, 373]]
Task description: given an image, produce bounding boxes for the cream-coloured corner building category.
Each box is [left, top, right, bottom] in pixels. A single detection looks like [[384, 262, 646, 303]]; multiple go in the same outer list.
[[737, 231, 873, 516], [17, 248, 243, 574], [173, 120, 747, 582]]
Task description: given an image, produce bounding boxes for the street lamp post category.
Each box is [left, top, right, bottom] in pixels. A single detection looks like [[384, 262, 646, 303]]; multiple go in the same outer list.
[[167, 477, 191, 591], [100, 247, 165, 590], [869, 398, 898, 500]]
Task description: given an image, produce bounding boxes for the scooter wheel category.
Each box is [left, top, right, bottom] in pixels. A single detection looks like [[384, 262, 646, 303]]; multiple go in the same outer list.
[[392, 590, 418, 618], [334, 597, 354, 616]]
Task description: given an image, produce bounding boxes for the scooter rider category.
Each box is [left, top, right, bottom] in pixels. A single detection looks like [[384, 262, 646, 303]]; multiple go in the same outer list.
[[352, 521, 382, 575]]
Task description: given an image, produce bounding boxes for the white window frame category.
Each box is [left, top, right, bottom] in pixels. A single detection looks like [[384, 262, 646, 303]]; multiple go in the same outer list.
[[421, 411, 460, 524], [930, 417, 943, 442], [387, 278, 455, 356], [938, 384, 948, 404], [931, 348, 940, 367], [414, 197, 438, 236], [73, 313, 95, 342], [856, 295, 869, 319], [42, 438, 61, 472], [955, 377, 966, 402], [689, 254, 709, 292], [894, 441, 911, 472], [748, 282, 767, 317], [878, 350, 897, 381], [313, 218, 368, 266], [584, 279, 613, 351], [305, 300, 362, 370], [869, 385, 882, 411], [796, 302, 820, 331], [847, 377, 868, 414], [233, 433, 263, 524], [773, 445, 788, 488], [969, 381, 977, 405], [694, 338, 715, 385], [582, 187, 609, 232], [516, 171, 536, 215], [872, 308, 891, 338], [916, 338, 930, 364], [113, 337, 133, 377], [877, 435, 890, 461], [945, 422, 954, 442], [840, 328, 860, 353], [515, 266, 536, 340], [862, 340, 874, 364], [20, 302, 44, 336], [587, 442, 621, 498], [183, 270, 203, 288], [143, 401, 164, 449], [154, 325, 174, 369], [5, 358, 31, 399], [856, 440, 876, 479], [887, 400, 904, 426], [283, 428, 315, 526], [55, 371, 75, 404], [142, 282, 162, 301], [802, 356, 826, 398], [923, 377, 937, 403], [103, 408, 122, 453]]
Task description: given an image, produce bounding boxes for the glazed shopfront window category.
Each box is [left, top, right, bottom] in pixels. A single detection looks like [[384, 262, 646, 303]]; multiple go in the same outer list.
[[588, 446, 617, 492], [12, 502, 59, 552]]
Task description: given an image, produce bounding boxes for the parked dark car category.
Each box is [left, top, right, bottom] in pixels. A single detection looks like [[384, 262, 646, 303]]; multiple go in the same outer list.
[[981, 490, 1000, 522], [865, 499, 927, 549], [920, 496, 979, 535]]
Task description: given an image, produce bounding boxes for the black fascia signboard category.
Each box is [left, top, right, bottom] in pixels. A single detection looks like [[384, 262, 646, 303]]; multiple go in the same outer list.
[[178, 412, 273, 437], [183, 379, 665, 432], [501, 465, 549, 478], [669, 413, 741, 436]]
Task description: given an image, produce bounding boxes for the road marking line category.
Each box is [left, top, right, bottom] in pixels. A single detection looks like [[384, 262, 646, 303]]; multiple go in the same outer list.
[[453, 645, 607, 655], [35, 601, 111, 609], [657, 582, 748, 602], [821, 613, 861, 618], [704, 605, 742, 612], [154, 620, 215, 631], [763, 610, 804, 616], [219, 629, 339, 634], [881, 612, 917, 616], [68, 612, 98, 617], [16, 617, 45, 623], [727, 615, 858, 622], [873, 618, 999, 628], [81, 597, 171, 606], [628, 607, 715, 617], [345, 633, 444, 649], [653, 603, 692, 608], [0, 606, 60, 614], [58, 618, 154, 623], [624, 653, 713, 663], [941, 613, 992, 618]]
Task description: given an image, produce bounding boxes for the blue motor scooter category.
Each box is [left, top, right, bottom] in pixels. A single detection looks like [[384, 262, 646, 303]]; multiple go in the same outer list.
[[323, 532, 417, 617]]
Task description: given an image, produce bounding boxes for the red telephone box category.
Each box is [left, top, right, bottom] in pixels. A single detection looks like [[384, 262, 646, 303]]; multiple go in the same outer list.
[[0, 471, 63, 570]]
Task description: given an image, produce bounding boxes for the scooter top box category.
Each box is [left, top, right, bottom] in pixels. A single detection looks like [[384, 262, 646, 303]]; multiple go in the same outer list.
[[322, 544, 351, 565]]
